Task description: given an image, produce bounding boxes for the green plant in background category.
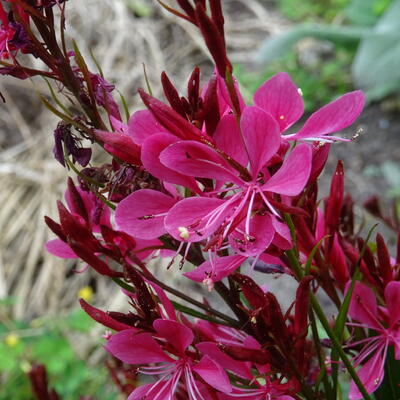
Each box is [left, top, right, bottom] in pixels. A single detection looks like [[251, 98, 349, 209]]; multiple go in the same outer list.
[[0, 296, 117, 400], [257, 0, 400, 101], [276, 0, 350, 23]]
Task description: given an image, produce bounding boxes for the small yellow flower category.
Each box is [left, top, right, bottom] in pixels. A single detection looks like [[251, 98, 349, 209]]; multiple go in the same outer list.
[[5, 333, 20, 347], [78, 286, 93, 302]]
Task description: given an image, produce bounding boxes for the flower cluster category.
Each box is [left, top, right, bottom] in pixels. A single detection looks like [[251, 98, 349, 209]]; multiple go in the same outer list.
[[3, 1, 400, 400]]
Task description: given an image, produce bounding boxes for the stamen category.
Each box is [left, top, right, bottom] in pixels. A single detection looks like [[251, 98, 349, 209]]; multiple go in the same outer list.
[[138, 212, 168, 220], [185, 365, 206, 400], [245, 189, 256, 237], [167, 242, 185, 269], [179, 242, 192, 269], [256, 187, 280, 217]]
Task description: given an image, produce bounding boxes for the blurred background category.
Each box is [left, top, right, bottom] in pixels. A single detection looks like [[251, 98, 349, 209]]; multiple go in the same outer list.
[[1, 0, 399, 398]]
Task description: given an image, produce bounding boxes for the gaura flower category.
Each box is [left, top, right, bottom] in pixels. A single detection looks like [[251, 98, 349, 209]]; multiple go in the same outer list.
[[106, 319, 232, 399], [253, 72, 365, 143], [160, 106, 311, 258], [347, 281, 400, 399]]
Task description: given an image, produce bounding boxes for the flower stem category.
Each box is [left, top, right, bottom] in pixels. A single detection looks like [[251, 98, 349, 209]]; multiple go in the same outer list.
[[310, 294, 373, 400]]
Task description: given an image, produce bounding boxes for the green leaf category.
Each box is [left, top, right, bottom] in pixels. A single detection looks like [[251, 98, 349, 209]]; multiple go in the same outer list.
[[256, 24, 367, 65], [352, 1, 400, 95], [345, 0, 393, 26], [62, 310, 94, 333]]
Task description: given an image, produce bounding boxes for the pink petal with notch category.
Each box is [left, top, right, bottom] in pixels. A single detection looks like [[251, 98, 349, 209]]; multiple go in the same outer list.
[[115, 189, 176, 239], [153, 319, 193, 354], [288, 91, 365, 141], [142, 133, 199, 191], [254, 72, 304, 131], [160, 140, 241, 185], [262, 144, 312, 196], [240, 106, 281, 177], [105, 330, 172, 364], [128, 109, 165, 145]]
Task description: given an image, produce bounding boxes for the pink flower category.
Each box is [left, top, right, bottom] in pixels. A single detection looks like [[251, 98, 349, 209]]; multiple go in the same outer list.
[[160, 106, 312, 258], [253, 72, 365, 143], [115, 189, 178, 240], [106, 319, 232, 399], [347, 281, 400, 399]]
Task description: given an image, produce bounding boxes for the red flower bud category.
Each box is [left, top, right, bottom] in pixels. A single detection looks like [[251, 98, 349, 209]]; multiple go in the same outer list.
[[294, 276, 313, 337], [325, 160, 344, 233], [80, 299, 132, 331], [161, 71, 186, 118], [194, 4, 231, 76], [139, 89, 204, 141], [217, 343, 271, 364], [202, 74, 220, 135], [376, 233, 393, 286], [67, 177, 89, 222]]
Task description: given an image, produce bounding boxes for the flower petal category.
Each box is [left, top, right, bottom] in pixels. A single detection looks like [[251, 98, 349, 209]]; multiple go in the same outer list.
[[196, 342, 252, 380], [262, 144, 312, 195], [45, 239, 77, 259], [384, 281, 400, 329], [141, 133, 199, 190], [160, 140, 241, 184], [184, 255, 246, 284], [193, 355, 232, 393], [288, 91, 365, 141], [128, 382, 175, 400], [115, 189, 176, 239], [229, 214, 274, 257], [105, 330, 172, 364], [128, 109, 166, 145], [214, 114, 248, 167], [153, 319, 194, 354], [271, 216, 292, 250], [349, 347, 385, 400], [240, 106, 281, 177], [253, 72, 304, 131], [348, 282, 380, 330], [165, 197, 234, 242]]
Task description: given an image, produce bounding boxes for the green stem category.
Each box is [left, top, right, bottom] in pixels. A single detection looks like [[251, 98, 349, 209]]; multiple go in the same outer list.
[[284, 213, 372, 400], [113, 278, 234, 326], [309, 309, 334, 399], [310, 294, 373, 400], [214, 282, 253, 335], [113, 273, 239, 328]]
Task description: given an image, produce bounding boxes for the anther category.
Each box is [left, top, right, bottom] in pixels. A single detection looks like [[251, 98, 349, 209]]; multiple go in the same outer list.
[[178, 226, 190, 240], [138, 215, 154, 220]]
